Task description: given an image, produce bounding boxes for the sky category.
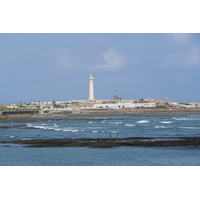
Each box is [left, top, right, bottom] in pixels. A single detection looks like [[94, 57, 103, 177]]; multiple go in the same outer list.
[[0, 33, 200, 104]]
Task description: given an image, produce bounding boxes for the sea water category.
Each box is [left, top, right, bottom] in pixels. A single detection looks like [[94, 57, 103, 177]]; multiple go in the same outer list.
[[1, 114, 200, 166]]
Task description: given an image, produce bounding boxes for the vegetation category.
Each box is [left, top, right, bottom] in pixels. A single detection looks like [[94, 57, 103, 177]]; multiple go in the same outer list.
[[53, 104, 62, 108], [0, 107, 7, 110], [156, 105, 167, 109]]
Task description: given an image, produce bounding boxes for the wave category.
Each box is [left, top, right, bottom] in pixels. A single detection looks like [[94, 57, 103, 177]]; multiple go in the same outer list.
[[101, 121, 122, 125], [27, 124, 105, 133], [22, 138, 32, 140], [125, 124, 135, 126], [155, 126, 167, 129], [159, 121, 172, 124], [137, 120, 150, 123], [62, 128, 76, 132], [27, 123, 63, 131], [179, 127, 200, 129], [26, 123, 33, 127], [172, 117, 200, 121], [72, 130, 79, 132]]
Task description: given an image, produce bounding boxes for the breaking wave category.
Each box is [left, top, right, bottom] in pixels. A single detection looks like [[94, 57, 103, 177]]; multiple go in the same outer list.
[[179, 127, 200, 129], [137, 120, 150, 123], [125, 124, 135, 127], [172, 116, 200, 121], [159, 121, 172, 124], [155, 126, 167, 129]]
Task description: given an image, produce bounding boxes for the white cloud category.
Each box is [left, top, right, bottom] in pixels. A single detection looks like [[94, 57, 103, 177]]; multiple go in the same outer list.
[[166, 33, 191, 46], [45, 48, 127, 71], [87, 49, 127, 71], [44, 50, 79, 70], [185, 45, 200, 66], [163, 45, 200, 68]]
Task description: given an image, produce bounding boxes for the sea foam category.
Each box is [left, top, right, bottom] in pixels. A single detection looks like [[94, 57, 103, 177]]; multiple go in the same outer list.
[[155, 126, 167, 129], [125, 124, 135, 127], [179, 127, 200, 129], [137, 120, 150, 123]]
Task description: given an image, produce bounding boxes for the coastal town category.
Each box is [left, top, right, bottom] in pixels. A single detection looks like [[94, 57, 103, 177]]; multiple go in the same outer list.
[[1, 96, 200, 118], [1, 74, 200, 118]]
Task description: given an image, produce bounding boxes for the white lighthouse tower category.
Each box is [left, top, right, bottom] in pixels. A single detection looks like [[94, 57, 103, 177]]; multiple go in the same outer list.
[[89, 74, 95, 100]]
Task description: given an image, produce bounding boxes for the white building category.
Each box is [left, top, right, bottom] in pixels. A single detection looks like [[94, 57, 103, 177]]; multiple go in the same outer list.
[[93, 102, 156, 109]]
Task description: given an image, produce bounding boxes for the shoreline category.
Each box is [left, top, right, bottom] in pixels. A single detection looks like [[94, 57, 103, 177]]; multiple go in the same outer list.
[[0, 109, 200, 122]]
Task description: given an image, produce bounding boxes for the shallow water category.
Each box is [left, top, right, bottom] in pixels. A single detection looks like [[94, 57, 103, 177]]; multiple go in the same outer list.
[[1, 114, 200, 166]]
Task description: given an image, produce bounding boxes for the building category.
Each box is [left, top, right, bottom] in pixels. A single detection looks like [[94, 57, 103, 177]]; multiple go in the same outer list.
[[89, 74, 95, 100], [93, 102, 156, 109]]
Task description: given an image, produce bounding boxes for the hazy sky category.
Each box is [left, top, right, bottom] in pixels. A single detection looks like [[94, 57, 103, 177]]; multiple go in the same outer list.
[[0, 33, 200, 104]]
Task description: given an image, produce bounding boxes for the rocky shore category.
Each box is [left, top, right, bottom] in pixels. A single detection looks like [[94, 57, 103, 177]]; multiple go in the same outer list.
[[1, 108, 200, 122], [2, 137, 200, 148]]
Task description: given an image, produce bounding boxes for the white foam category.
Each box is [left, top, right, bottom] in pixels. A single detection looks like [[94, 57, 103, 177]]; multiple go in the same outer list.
[[125, 124, 135, 127], [10, 136, 15, 138], [92, 131, 98, 133], [26, 123, 33, 127], [155, 126, 167, 128], [54, 128, 62, 131], [72, 130, 79, 132], [33, 125, 46, 129], [89, 122, 93, 123], [110, 131, 118, 133], [137, 120, 150, 123], [22, 138, 32, 140], [179, 127, 200, 129], [159, 121, 172, 124], [172, 117, 199, 121], [62, 128, 73, 132]]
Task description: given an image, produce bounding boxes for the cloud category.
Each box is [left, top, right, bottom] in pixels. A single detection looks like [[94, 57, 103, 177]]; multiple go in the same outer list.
[[44, 50, 79, 70], [185, 45, 200, 66], [163, 34, 200, 68], [166, 33, 191, 46], [87, 49, 127, 71], [163, 45, 200, 68], [45, 48, 127, 71]]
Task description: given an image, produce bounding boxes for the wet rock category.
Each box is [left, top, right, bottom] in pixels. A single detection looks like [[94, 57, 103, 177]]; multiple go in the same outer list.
[[2, 137, 200, 148]]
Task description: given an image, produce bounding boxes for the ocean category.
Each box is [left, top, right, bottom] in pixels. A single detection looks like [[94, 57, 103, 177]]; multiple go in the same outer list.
[[1, 114, 200, 166]]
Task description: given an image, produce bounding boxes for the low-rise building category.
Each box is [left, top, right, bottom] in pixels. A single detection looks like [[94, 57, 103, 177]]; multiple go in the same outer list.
[[93, 102, 156, 109]]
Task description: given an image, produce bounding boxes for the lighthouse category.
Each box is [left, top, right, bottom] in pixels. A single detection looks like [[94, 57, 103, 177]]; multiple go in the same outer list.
[[89, 74, 95, 100]]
